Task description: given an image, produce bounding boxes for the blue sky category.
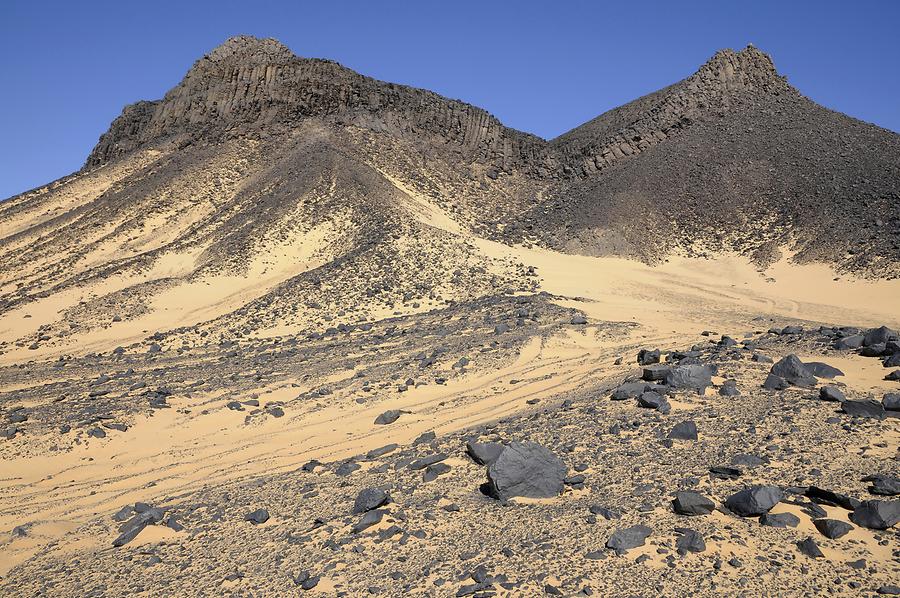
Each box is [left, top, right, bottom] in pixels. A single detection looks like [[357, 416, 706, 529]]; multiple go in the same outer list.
[[1, 0, 898, 199]]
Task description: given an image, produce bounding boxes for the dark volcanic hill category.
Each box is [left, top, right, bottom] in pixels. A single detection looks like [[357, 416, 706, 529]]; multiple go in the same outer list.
[[3, 36, 900, 597], [81, 37, 900, 275], [1, 36, 898, 357]]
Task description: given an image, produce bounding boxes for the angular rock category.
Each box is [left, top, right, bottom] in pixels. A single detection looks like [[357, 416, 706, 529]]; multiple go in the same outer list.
[[849, 500, 900, 530], [641, 364, 671, 382], [805, 362, 844, 379], [668, 420, 698, 441], [665, 364, 714, 394], [113, 507, 165, 546], [863, 474, 900, 496], [819, 385, 845, 402], [883, 393, 900, 411], [353, 488, 390, 514], [483, 441, 566, 500], [610, 382, 649, 401], [797, 537, 824, 558], [637, 349, 660, 366], [719, 379, 740, 397], [762, 373, 789, 390], [672, 491, 715, 516], [724, 486, 783, 516], [352, 509, 386, 533], [606, 525, 652, 552], [769, 354, 816, 387], [841, 399, 886, 420], [864, 326, 898, 347], [813, 518, 853, 539], [675, 528, 706, 553], [374, 410, 402, 425], [806, 486, 860, 510], [759, 512, 800, 528]]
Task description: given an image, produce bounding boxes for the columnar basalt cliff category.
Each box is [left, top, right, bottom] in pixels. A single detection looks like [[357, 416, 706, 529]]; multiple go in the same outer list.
[[86, 36, 554, 175], [551, 46, 793, 176]]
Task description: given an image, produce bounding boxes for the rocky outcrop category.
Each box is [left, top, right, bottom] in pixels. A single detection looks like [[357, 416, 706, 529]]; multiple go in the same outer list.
[[551, 46, 792, 177], [85, 36, 554, 174]]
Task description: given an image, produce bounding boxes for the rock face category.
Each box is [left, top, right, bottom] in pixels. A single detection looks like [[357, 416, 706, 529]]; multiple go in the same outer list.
[[85, 36, 552, 175], [483, 441, 566, 500]]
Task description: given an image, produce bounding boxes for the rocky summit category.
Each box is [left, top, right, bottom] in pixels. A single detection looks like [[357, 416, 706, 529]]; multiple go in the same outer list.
[[0, 36, 898, 597]]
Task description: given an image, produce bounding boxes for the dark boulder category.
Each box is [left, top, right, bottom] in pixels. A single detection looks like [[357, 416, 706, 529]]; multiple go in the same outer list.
[[637, 349, 661, 366], [883, 393, 900, 412], [864, 326, 899, 347], [244, 509, 270, 524], [641, 364, 670, 381], [668, 421, 698, 441], [674, 528, 706, 553], [672, 491, 715, 516], [113, 507, 165, 547], [769, 355, 816, 387], [805, 362, 844, 379], [353, 488, 390, 514], [841, 399, 886, 420], [849, 500, 900, 530], [863, 474, 900, 496], [665, 365, 714, 394], [834, 335, 864, 350], [806, 486, 860, 510], [813, 518, 853, 539], [606, 525, 652, 552], [483, 441, 566, 500], [760, 512, 800, 528], [611, 382, 649, 401], [724, 486, 782, 516], [819, 385, 846, 402], [797, 537, 824, 558]]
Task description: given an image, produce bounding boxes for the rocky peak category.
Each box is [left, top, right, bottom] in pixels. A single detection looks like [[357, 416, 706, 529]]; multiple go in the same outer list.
[[552, 45, 793, 177], [689, 45, 786, 94], [201, 35, 296, 66]]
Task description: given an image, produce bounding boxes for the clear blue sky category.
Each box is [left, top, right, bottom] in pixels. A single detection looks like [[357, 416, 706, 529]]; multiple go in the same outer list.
[[2, 0, 898, 199]]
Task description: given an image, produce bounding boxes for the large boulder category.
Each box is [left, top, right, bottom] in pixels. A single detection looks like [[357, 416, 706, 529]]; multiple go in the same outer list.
[[769, 355, 816, 387], [849, 500, 900, 530], [841, 399, 886, 420], [483, 441, 566, 500], [864, 326, 899, 347], [610, 382, 649, 401], [665, 364, 714, 394], [353, 488, 390, 514], [724, 486, 783, 516], [668, 420, 698, 441], [672, 491, 715, 516], [606, 525, 652, 552], [819, 385, 846, 402], [813, 518, 853, 539], [834, 335, 864, 350]]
